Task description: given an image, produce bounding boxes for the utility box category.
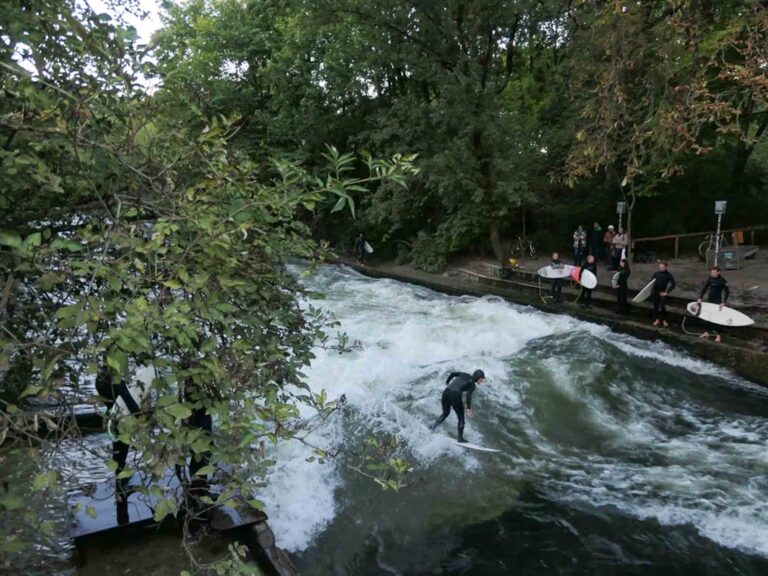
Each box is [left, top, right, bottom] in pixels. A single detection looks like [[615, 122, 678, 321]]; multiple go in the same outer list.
[[718, 248, 739, 270]]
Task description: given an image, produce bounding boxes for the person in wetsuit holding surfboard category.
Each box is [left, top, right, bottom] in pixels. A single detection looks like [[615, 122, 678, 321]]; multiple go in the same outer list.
[[578, 254, 598, 308], [431, 369, 485, 443], [697, 266, 730, 343], [95, 360, 141, 493], [354, 233, 366, 264], [650, 262, 676, 327], [550, 252, 564, 303], [614, 258, 631, 314]]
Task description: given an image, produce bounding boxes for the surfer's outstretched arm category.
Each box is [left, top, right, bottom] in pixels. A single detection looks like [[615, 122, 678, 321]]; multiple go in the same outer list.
[[445, 372, 461, 385]]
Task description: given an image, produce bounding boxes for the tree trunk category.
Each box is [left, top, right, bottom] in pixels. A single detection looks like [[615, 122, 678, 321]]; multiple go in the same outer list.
[[522, 204, 526, 239], [489, 220, 503, 263], [472, 129, 502, 263], [626, 183, 636, 261]]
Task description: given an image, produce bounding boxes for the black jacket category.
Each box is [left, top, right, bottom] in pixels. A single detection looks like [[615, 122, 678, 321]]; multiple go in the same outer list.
[[617, 266, 631, 289]]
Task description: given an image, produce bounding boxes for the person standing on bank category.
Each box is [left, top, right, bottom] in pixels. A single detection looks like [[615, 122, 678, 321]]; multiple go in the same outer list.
[[650, 261, 676, 327], [611, 226, 628, 270], [354, 233, 366, 264], [95, 361, 140, 493], [590, 222, 603, 260], [550, 251, 564, 303], [573, 225, 587, 266], [431, 369, 485, 443], [603, 225, 616, 268], [698, 266, 730, 343], [614, 258, 631, 314], [578, 254, 598, 308]]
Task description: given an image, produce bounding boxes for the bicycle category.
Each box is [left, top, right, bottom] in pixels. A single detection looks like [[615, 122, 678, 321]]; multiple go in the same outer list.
[[698, 233, 729, 262], [510, 236, 537, 260]]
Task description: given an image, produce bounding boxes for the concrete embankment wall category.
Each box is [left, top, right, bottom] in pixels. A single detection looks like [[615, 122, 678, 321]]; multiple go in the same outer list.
[[336, 259, 768, 387]]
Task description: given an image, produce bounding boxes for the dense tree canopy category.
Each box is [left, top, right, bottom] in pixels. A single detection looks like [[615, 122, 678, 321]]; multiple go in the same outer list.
[[147, 0, 768, 267]]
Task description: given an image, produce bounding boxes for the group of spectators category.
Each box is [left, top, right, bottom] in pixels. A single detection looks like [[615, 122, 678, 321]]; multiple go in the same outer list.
[[572, 222, 628, 270]]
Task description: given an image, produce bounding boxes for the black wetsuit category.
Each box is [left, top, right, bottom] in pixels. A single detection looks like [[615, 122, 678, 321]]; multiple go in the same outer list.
[[578, 260, 598, 307], [616, 265, 631, 314], [95, 371, 141, 484], [651, 270, 676, 321], [550, 258, 564, 302], [354, 237, 365, 263], [700, 276, 729, 305], [180, 380, 215, 497], [431, 372, 476, 441]]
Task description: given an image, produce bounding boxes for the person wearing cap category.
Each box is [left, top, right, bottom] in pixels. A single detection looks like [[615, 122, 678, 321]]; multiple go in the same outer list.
[[430, 369, 485, 443], [603, 225, 616, 268]]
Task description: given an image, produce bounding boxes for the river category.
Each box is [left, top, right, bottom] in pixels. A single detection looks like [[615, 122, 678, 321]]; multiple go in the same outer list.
[[261, 263, 768, 575], [5, 263, 768, 575]]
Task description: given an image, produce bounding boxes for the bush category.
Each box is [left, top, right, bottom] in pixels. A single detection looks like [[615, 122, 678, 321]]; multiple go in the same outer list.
[[395, 241, 412, 265], [411, 231, 448, 273]]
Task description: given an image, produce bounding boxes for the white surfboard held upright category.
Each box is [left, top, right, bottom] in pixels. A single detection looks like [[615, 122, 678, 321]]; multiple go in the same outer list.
[[570, 266, 597, 289], [632, 279, 656, 303], [686, 302, 754, 327]]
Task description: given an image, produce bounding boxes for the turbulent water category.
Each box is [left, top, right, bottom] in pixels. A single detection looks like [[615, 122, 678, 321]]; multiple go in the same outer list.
[[6, 263, 768, 575], [260, 263, 768, 575]]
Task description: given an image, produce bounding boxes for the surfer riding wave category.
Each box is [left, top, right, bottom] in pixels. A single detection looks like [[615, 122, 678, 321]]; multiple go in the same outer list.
[[430, 369, 485, 443]]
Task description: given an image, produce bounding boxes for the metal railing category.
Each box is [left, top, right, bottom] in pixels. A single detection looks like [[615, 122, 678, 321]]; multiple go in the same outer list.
[[631, 225, 768, 259]]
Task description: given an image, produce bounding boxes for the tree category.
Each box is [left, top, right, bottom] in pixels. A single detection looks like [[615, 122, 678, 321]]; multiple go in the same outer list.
[[317, 0, 569, 264], [565, 1, 768, 250], [1, 1, 416, 570]]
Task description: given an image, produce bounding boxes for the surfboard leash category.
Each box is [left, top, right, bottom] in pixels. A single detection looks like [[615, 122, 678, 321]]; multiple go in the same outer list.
[[537, 276, 552, 305], [681, 315, 719, 338], [573, 284, 583, 304]]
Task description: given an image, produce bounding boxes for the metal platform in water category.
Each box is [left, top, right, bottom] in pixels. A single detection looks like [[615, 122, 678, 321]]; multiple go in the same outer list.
[[69, 472, 265, 542]]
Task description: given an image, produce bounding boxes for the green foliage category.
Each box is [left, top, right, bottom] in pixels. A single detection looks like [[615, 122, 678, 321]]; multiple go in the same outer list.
[[0, 1, 416, 572], [410, 232, 448, 274]]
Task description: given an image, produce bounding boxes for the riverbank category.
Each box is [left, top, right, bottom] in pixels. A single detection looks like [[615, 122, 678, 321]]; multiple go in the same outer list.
[[334, 257, 768, 387]]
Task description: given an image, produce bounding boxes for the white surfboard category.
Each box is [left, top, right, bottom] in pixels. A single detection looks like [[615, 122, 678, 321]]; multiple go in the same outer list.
[[111, 366, 154, 417], [538, 264, 574, 280], [570, 267, 597, 289], [107, 369, 154, 438], [632, 279, 655, 303], [454, 441, 500, 453], [364, 241, 373, 254], [686, 301, 754, 327]]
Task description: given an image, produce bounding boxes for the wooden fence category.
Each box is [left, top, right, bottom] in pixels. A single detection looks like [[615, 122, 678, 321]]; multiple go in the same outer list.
[[631, 225, 768, 259]]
